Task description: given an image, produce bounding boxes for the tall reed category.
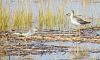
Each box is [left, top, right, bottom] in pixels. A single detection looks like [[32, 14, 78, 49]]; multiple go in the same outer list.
[[0, 0, 33, 32], [37, 0, 67, 31], [12, 9, 25, 31], [44, 8, 53, 30], [0, 0, 3, 31], [37, 8, 44, 31], [57, 0, 67, 31], [38, 1, 54, 31], [0, 0, 10, 31], [12, 0, 33, 31]]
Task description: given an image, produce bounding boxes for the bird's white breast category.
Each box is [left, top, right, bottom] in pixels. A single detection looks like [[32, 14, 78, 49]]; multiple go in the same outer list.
[[70, 17, 81, 25]]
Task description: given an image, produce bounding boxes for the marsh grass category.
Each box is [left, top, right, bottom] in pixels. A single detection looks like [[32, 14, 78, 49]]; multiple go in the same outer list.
[[13, 0, 33, 31], [0, 1, 10, 32], [37, 8, 44, 31], [37, 0, 67, 31], [57, 7, 65, 31], [12, 9, 33, 31], [0, 5, 3, 31], [44, 8, 53, 30], [0, 0, 33, 32], [37, 0, 54, 31], [0, 0, 99, 32], [71, 45, 88, 60], [12, 9, 25, 31], [37, 7, 54, 31]]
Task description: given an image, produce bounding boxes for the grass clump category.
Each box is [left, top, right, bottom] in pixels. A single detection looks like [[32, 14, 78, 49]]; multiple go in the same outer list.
[[37, 8, 44, 31], [37, 0, 67, 32], [12, 9, 33, 31], [0, 0, 33, 32], [12, 0, 33, 32], [0, 1, 10, 32]]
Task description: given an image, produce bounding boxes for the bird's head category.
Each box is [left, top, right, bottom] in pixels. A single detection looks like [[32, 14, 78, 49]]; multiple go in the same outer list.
[[66, 10, 74, 16], [66, 13, 71, 16]]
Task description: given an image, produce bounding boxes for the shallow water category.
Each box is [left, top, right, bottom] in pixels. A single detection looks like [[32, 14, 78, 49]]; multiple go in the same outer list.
[[1, 40, 100, 60]]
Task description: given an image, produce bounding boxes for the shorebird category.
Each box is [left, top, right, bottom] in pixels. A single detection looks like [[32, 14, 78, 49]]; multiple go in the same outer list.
[[66, 10, 91, 35], [22, 27, 38, 36], [13, 27, 38, 37], [66, 10, 91, 26]]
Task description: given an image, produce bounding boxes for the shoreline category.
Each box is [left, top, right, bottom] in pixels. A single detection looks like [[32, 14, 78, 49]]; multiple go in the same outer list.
[[0, 32, 100, 44]]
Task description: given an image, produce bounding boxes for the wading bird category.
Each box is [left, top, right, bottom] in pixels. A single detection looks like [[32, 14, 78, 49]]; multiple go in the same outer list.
[[66, 10, 91, 36]]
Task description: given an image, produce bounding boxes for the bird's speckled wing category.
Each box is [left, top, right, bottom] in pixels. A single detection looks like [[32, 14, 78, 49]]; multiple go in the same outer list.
[[73, 16, 90, 24]]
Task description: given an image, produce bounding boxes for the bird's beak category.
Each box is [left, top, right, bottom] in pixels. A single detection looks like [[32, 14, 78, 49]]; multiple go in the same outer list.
[[66, 14, 69, 15], [66, 13, 70, 16], [78, 15, 82, 16]]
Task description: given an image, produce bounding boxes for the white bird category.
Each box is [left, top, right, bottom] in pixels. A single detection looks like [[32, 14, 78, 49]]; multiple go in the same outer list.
[[66, 10, 91, 26]]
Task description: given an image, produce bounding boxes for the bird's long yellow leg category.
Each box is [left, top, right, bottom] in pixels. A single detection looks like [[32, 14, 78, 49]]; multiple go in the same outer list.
[[77, 26, 81, 37], [79, 27, 81, 37]]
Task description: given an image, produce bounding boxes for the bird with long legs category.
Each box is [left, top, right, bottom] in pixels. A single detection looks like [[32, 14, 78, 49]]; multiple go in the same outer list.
[[66, 10, 91, 36]]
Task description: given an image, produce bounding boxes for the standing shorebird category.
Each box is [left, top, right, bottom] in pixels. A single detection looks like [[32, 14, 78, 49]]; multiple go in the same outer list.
[[66, 10, 91, 36]]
